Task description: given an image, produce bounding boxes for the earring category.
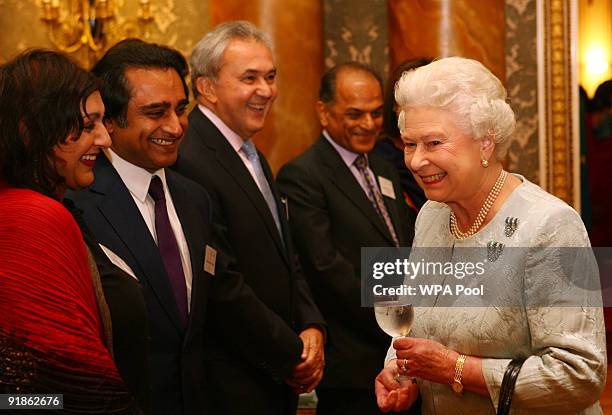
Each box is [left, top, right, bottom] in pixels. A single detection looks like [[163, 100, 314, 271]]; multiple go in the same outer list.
[[481, 158, 489, 168]]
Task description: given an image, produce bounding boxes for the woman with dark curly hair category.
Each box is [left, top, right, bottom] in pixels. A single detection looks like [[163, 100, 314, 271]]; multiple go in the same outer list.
[[0, 49, 147, 414]]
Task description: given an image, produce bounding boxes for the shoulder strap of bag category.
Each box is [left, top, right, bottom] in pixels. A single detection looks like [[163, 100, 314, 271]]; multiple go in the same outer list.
[[497, 355, 527, 415]]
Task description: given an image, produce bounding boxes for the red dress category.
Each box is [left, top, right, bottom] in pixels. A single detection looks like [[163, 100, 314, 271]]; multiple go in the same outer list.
[[0, 183, 138, 413]]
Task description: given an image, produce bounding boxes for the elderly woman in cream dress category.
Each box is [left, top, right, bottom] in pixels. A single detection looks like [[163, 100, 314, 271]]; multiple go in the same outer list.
[[374, 57, 606, 414]]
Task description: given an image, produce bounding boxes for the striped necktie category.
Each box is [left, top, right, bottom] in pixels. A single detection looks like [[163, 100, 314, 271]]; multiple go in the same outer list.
[[354, 155, 400, 247]]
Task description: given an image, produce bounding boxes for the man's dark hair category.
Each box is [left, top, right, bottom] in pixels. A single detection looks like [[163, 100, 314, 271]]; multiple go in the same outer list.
[[319, 62, 383, 104], [0, 49, 98, 197], [382, 58, 432, 139], [92, 38, 189, 128]]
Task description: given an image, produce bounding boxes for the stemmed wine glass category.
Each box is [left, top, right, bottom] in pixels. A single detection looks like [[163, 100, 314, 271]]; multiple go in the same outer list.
[[374, 292, 414, 381], [374, 294, 413, 338]]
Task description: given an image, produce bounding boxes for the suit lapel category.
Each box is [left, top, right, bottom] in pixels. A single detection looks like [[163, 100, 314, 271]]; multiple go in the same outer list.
[[91, 154, 184, 333], [190, 110, 289, 264], [315, 137, 394, 243]]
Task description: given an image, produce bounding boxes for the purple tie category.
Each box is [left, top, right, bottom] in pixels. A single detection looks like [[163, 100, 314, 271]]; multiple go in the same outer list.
[[148, 176, 188, 327]]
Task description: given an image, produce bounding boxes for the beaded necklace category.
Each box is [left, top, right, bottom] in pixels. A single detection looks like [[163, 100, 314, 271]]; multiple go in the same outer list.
[[449, 169, 508, 240]]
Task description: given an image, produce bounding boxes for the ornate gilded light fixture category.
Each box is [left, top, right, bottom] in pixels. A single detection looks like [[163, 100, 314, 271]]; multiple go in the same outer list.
[[40, 0, 154, 67]]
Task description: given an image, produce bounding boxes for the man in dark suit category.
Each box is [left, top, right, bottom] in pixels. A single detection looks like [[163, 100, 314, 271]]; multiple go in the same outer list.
[[69, 39, 306, 415], [173, 21, 326, 415], [276, 63, 416, 415]]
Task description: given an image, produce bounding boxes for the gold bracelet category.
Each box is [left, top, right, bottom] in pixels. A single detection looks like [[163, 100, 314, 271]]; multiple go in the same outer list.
[[451, 354, 467, 396]]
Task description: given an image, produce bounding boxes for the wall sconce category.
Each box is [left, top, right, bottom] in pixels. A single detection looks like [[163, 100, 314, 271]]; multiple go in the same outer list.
[[40, 0, 154, 67], [579, 0, 612, 97]]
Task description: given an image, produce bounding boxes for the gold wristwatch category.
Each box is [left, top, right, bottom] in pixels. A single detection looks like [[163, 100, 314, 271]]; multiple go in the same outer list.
[[451, 354, 467, 395]]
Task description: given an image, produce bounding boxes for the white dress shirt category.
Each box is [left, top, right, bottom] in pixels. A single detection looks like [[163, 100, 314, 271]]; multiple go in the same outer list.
[[198, 105, 269, 195], [105, 148, 193, 309], [323, 130, 376, 195]]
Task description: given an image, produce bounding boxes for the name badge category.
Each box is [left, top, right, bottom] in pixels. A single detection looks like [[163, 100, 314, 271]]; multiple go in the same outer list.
[[378, 176, 396, 199], [204, 245, 217, 276]]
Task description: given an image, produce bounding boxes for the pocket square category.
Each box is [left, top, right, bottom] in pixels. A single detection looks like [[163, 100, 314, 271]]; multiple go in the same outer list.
[[99, 243, 138, 281]]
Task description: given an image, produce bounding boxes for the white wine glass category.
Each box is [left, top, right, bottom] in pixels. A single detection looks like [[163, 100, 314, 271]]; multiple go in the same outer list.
[[374, 293, 414, 382], [374, 294, 413, 338]]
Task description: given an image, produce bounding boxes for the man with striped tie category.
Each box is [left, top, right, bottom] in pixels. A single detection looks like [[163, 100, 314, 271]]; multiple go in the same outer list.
[[277, 62, 416, 415]]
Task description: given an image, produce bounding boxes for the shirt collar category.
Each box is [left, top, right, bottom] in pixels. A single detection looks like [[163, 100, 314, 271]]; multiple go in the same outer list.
[[105, 148, 167, 203], [198, 104, 244, 153], [323, 130, 366, 168]]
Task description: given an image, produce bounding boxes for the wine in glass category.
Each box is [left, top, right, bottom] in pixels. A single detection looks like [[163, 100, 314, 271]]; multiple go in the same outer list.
[[374, 293, 414, 383], [374, 296, 414, 338]]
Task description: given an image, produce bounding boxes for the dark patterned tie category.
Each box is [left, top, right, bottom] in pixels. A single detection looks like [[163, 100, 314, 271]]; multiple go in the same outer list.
[[148, 176, 188, 327], [354, 155, 400, 247]]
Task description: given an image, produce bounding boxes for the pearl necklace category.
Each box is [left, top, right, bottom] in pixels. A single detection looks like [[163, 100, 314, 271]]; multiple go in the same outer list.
[[449, 170, 508, 240]]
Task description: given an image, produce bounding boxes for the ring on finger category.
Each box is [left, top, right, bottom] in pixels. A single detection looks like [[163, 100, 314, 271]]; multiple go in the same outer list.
[[398, 358, 408, 373]]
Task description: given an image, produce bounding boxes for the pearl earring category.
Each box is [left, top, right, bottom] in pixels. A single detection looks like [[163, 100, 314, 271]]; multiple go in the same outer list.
[[481, 158, 489, 168]]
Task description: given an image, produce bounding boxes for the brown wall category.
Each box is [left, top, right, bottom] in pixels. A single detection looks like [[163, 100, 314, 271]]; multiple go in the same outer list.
[[388, 0, 506, 84]]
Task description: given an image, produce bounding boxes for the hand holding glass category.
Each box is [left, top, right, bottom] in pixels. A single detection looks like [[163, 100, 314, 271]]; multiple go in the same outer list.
[[374, 293, 414, 383]]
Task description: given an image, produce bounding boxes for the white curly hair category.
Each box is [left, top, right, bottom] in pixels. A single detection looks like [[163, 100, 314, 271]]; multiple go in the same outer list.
[[395, 57, 515, 160]]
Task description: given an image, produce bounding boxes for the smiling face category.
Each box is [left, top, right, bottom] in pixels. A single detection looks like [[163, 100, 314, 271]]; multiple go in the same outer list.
[[52, 91, 111, 194], [401, 106, 489, 205], [198, 39, 277, 140], [318, 69, 383, 154], [107, 67, 188, 172]]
